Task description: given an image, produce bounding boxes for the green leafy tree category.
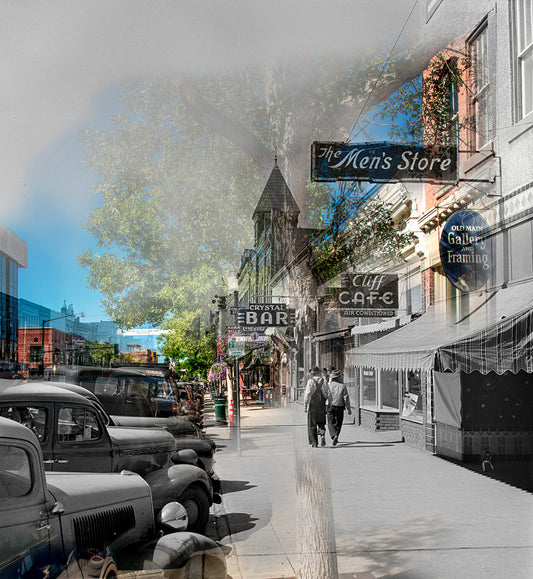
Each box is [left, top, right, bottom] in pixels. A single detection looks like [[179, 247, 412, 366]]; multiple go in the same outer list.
[[158, 310, 216, 379], [311, 183, 418, 283], [84, 341, 117, 367]]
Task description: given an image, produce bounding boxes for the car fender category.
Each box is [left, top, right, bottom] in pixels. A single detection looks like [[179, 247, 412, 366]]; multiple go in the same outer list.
[[143, 464, 212, 510]]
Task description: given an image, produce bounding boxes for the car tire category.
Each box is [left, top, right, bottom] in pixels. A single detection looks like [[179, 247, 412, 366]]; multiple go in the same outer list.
[[177, 485, 210, 533]]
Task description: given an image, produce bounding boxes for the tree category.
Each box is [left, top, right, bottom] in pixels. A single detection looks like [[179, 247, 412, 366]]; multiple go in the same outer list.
[[84, 341, 117, 367], [79, 39, 457, 327], [311, 183, 418, 283], [158, 310, 216, 379]]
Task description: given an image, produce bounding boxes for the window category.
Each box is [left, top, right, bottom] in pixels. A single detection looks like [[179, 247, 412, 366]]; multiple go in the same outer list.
[[401, 370, 423, 421], [0, 446, 32, 498], [30, 345, 42, 363], [380, 370, 400, 410], [0, 405, 48, 442], [514, 0, 533, 119], [469, 24, 492, 149], [57, 406, 102, 442], [361, 368, 376, 406], [360, 368, 400, 410]]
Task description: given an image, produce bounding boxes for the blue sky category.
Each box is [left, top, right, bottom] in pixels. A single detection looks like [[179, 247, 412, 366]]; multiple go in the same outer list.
[[4, 87, 126, 322]]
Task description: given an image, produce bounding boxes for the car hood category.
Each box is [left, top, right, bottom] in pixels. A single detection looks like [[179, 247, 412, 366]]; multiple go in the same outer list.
[[46, 470, 152, 509], [110, 415, 207, 440], [108, 426, 175, 454], [110, 415, 178, 429]]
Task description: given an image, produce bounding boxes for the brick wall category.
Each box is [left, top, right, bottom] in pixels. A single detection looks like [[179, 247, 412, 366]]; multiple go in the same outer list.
[[401, 419, 426, 449], [361, 408, 399, 431]]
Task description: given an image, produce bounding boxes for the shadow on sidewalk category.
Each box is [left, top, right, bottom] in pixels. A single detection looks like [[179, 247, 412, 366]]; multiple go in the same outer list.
[[222, 479, 257, 494], [207, 512, 259, 541], [439, 456, 533, 494]]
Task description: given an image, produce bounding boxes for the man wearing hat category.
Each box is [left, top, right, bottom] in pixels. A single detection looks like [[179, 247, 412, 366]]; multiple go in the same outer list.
[[327, 368, 351, 446], [304, 366, 330, 447]]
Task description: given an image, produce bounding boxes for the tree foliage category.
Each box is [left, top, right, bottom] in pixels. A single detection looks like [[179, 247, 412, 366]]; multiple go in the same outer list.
[[310, 183, 418, 282], [79, 43, 454, 327], [158, 309, 216, 379]]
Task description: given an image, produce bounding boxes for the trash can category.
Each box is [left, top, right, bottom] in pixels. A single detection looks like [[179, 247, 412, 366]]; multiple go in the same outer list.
[[263, 387, 273, 407], [214, 395, 227, 422]]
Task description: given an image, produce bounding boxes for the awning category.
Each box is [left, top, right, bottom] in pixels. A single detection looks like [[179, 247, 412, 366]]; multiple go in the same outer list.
[[350, 280, 533, 374]]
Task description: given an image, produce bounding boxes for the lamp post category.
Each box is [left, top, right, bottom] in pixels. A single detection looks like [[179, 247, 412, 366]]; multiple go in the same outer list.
[[40, 312, 84, 376], [227, 273, 241, 454]]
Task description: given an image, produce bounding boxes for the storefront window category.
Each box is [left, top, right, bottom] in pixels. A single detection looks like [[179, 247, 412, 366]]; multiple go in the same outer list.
[[361, 368, 376, 406], [381, 370, 400, 410], [402, 370, 423, 420]]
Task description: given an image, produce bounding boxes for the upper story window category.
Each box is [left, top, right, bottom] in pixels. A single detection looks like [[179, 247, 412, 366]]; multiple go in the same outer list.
[[513, 0, 533, 120], [469, 24, 492, 150]]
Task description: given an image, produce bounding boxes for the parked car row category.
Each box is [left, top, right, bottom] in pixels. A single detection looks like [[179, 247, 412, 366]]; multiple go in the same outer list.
[[0, 376, 226, 578]]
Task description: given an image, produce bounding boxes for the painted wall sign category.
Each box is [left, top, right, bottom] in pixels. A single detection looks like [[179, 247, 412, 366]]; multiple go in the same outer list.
[[238, 303, 295, 328], [311, 141, 457, 183], [439, 209, 492, 291], [330, 273, 398, 318]]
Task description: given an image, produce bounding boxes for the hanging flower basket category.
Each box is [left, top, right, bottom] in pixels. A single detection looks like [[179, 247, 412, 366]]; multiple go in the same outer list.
[[207, 361, 227, 382]]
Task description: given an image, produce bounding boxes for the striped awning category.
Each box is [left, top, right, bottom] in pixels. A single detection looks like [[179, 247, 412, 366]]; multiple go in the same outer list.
[[350, 280, 533, 374]]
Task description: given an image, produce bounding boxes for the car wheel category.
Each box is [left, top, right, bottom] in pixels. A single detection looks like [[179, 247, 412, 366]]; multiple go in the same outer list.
[[177, 485, 210, 533]]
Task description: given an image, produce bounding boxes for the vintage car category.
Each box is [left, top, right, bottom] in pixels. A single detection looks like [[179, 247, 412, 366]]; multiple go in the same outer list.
[[0, 416, 227, 578], [45, 365, 180, 418], [0, 383, 218, 532], [32, 379, 220, 492]]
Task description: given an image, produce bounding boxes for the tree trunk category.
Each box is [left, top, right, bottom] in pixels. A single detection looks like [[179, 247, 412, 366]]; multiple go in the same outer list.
[[292, 404, 338, 578]]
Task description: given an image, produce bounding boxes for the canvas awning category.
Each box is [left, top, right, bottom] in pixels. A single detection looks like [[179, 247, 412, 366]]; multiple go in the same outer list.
[[350, 280, 533, 374]]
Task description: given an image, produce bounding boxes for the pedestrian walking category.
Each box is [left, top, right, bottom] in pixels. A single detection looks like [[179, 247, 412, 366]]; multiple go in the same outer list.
[[327, 368, 351, 446], [304, 366, 329, 447]]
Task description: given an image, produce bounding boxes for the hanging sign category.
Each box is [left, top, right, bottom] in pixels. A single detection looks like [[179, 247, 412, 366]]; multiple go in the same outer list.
[[238, 303, 295, 329], [228, 338, 246, 357], [330, 273, 398, 317], [311, 141, 457, 183], [440, 209, 492, 291]]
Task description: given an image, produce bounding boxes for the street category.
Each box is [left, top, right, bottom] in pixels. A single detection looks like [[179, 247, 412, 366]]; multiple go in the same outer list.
[[204, 396, 533, 579]]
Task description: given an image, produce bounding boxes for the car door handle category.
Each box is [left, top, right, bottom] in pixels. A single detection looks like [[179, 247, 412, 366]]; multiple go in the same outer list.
[[43, 459, 55, 464], [36, 523, 51, 531], [55, 459, 69, 464]]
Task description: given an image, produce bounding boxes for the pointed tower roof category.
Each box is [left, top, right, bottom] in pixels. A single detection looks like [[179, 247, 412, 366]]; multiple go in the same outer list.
[[253, 161, 300, 220]]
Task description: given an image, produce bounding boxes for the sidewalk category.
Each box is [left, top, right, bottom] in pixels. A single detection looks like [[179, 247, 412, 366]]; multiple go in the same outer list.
[[203, 395, 533, 579]]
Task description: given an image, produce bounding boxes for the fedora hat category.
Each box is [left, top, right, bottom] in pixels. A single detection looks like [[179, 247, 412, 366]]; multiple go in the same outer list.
[[311, 366, 322, 375], [330, 369, 341, 379]]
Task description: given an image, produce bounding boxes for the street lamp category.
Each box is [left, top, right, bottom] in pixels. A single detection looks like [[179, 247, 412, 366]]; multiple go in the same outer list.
[[227, 273, 241, 454], [40, 312, 85, 376]]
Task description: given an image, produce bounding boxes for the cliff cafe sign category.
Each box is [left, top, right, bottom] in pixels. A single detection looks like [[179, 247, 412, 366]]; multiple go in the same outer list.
[[440, 209, 492, 291], [331, 273, 399, 318], [311, 141, 457, 183]]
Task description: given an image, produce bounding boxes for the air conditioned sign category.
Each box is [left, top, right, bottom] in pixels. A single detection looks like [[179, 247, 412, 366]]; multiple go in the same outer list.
[[311, 141, 457, 183], [238, 303, 295, 329], [331, 273, 399, 318], [440, 209, 492, 291]]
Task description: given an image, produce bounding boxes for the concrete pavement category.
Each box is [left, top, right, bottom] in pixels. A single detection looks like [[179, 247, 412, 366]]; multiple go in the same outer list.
[[203, 395, 533, 579]]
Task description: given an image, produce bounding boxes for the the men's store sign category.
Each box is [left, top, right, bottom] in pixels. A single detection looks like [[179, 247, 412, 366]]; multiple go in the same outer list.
[[238, 303, 295, 331], [331, 273, 399, 318], [311, 141, 457, 183], [439, 210, 492, 291]]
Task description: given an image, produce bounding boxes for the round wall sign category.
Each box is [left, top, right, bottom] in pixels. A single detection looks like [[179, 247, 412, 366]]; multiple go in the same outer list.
[[439, 209, 492, 291]]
